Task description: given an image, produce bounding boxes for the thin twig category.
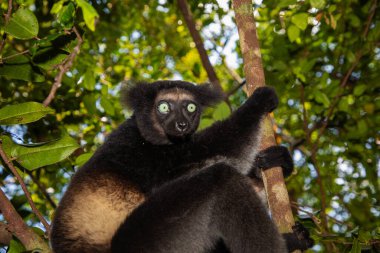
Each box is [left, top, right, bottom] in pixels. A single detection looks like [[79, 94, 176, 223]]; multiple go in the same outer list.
[[227, 79, 246, 97], [362, 0, 377, 38], [27, 171, 57, 209], [311, 52, 362, 154], [43, 27, 83, 106], [0, 0, 13, 55], [300, 84, 328, 232], [1, 49, 30, 62], [177, 0, 224, 94], [0, 142, 50, 232]]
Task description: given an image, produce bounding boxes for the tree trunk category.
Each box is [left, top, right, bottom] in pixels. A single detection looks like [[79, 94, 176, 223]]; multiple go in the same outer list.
[[232, 0, 296, 237]]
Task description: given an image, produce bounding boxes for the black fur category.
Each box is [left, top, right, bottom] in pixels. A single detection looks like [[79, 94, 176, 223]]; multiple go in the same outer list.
[[51, 80, 312, 253]]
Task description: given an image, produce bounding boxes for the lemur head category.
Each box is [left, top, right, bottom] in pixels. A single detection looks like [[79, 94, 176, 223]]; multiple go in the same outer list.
[[122, 80, 223, 145]]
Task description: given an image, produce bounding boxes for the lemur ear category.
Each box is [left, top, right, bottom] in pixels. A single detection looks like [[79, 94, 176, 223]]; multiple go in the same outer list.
[[120, 81, 157, 111], [192, 83, 225, 107]]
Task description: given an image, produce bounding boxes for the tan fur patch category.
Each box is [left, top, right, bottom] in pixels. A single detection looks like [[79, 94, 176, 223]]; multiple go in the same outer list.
[[61, 175, 144, 249], [155, 88, 194, 102]]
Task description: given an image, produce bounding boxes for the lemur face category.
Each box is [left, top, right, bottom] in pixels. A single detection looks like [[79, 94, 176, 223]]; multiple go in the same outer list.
[[154, 88, 201, 140]]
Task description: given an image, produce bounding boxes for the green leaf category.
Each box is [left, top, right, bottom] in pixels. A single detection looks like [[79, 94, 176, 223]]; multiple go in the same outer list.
[[0, 63, 45, 82], [198, 118, 214, 130], [1, 133, 80, 170], [75, 0, 99, 31], [83, 70, 96, 90], [4, 8, 39, 39], [353, 84, 366, 96], [7, 239, 25, 253], [212, 102, 231, 121], [57, 2, 75, 29], [83, 94, 97, 114], [278, 0, 297, 8], [0, 102, 54, 125], [314, 91, 330, 107], [75, 152, 94, 166], [100, 97, 115, 116], [291, 13, 309, 30], [51, 0, 65, 14], [310, 0, 326, 9], [287, 25, 300, 42], [350, 238, 361, 253]]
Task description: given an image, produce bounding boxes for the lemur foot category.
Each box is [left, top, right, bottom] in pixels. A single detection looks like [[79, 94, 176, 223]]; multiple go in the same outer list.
[[249, 87, 279, 113], [291, 222, 314, 251], [283, 222, 314, 252], [250, 146, 294, 179]]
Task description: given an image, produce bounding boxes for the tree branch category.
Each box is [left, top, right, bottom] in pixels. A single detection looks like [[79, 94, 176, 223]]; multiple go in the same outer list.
[[177, 0, 224, 93], [232, 0, 296, 240], [0, 188, 50, 251], [43, 27, 83, 106], [0, 0, 13, 55], [0, 142, 50, 232]]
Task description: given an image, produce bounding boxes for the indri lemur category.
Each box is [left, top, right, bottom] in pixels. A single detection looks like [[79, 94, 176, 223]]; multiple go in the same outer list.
[[51, 80, 313, 253]]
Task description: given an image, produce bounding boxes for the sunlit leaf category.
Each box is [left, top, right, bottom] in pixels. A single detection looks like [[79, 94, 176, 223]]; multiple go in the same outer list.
[[7, 239, 25, 253], [75, 0, 99, 31], [310, 0, 326, 9], [4, 8, 39, 39], [291, 13, 309, 30], [75, 152, 94, 166], [0, 102, 54, 125], [57, 2, 75, 29], [1, 134, 80, 170], [51, 0, 65, 14], [198, 118, 214, 130], [212, 102, 231, 121], [287, 25, 300, 42]]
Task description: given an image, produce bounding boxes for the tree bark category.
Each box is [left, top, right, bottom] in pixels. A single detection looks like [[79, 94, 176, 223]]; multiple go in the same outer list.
[[0, 222, 12, 246], [0, 189, 51, 252], [232, 0, 296, 237]]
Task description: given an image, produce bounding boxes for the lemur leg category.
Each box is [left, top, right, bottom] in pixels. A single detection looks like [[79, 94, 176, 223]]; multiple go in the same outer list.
[[211, 223, 314, 253], [249, 146, 294, 179], [111, 163, 287, 253]]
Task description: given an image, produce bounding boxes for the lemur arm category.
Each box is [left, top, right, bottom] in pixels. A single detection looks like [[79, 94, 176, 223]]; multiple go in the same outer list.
[[191, 87, 279, 159]]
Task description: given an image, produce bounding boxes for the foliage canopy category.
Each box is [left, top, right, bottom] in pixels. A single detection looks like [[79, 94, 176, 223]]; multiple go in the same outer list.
[[0, 0, 379, 252]]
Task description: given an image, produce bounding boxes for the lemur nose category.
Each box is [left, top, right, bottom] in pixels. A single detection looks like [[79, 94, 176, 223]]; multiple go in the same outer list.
[[175, 122, 188, 132]]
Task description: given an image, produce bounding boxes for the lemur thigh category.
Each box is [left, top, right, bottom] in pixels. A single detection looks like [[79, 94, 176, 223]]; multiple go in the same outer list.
[[111, 164, 287, 253]]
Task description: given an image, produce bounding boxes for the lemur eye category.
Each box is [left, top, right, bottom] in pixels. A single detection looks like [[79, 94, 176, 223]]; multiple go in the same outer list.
[[187, 103, 197, 113], [158, 101, 170, 114]]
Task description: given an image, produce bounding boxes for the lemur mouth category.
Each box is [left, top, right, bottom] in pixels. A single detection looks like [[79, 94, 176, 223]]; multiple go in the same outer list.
[[167, 133, 191, 143]]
